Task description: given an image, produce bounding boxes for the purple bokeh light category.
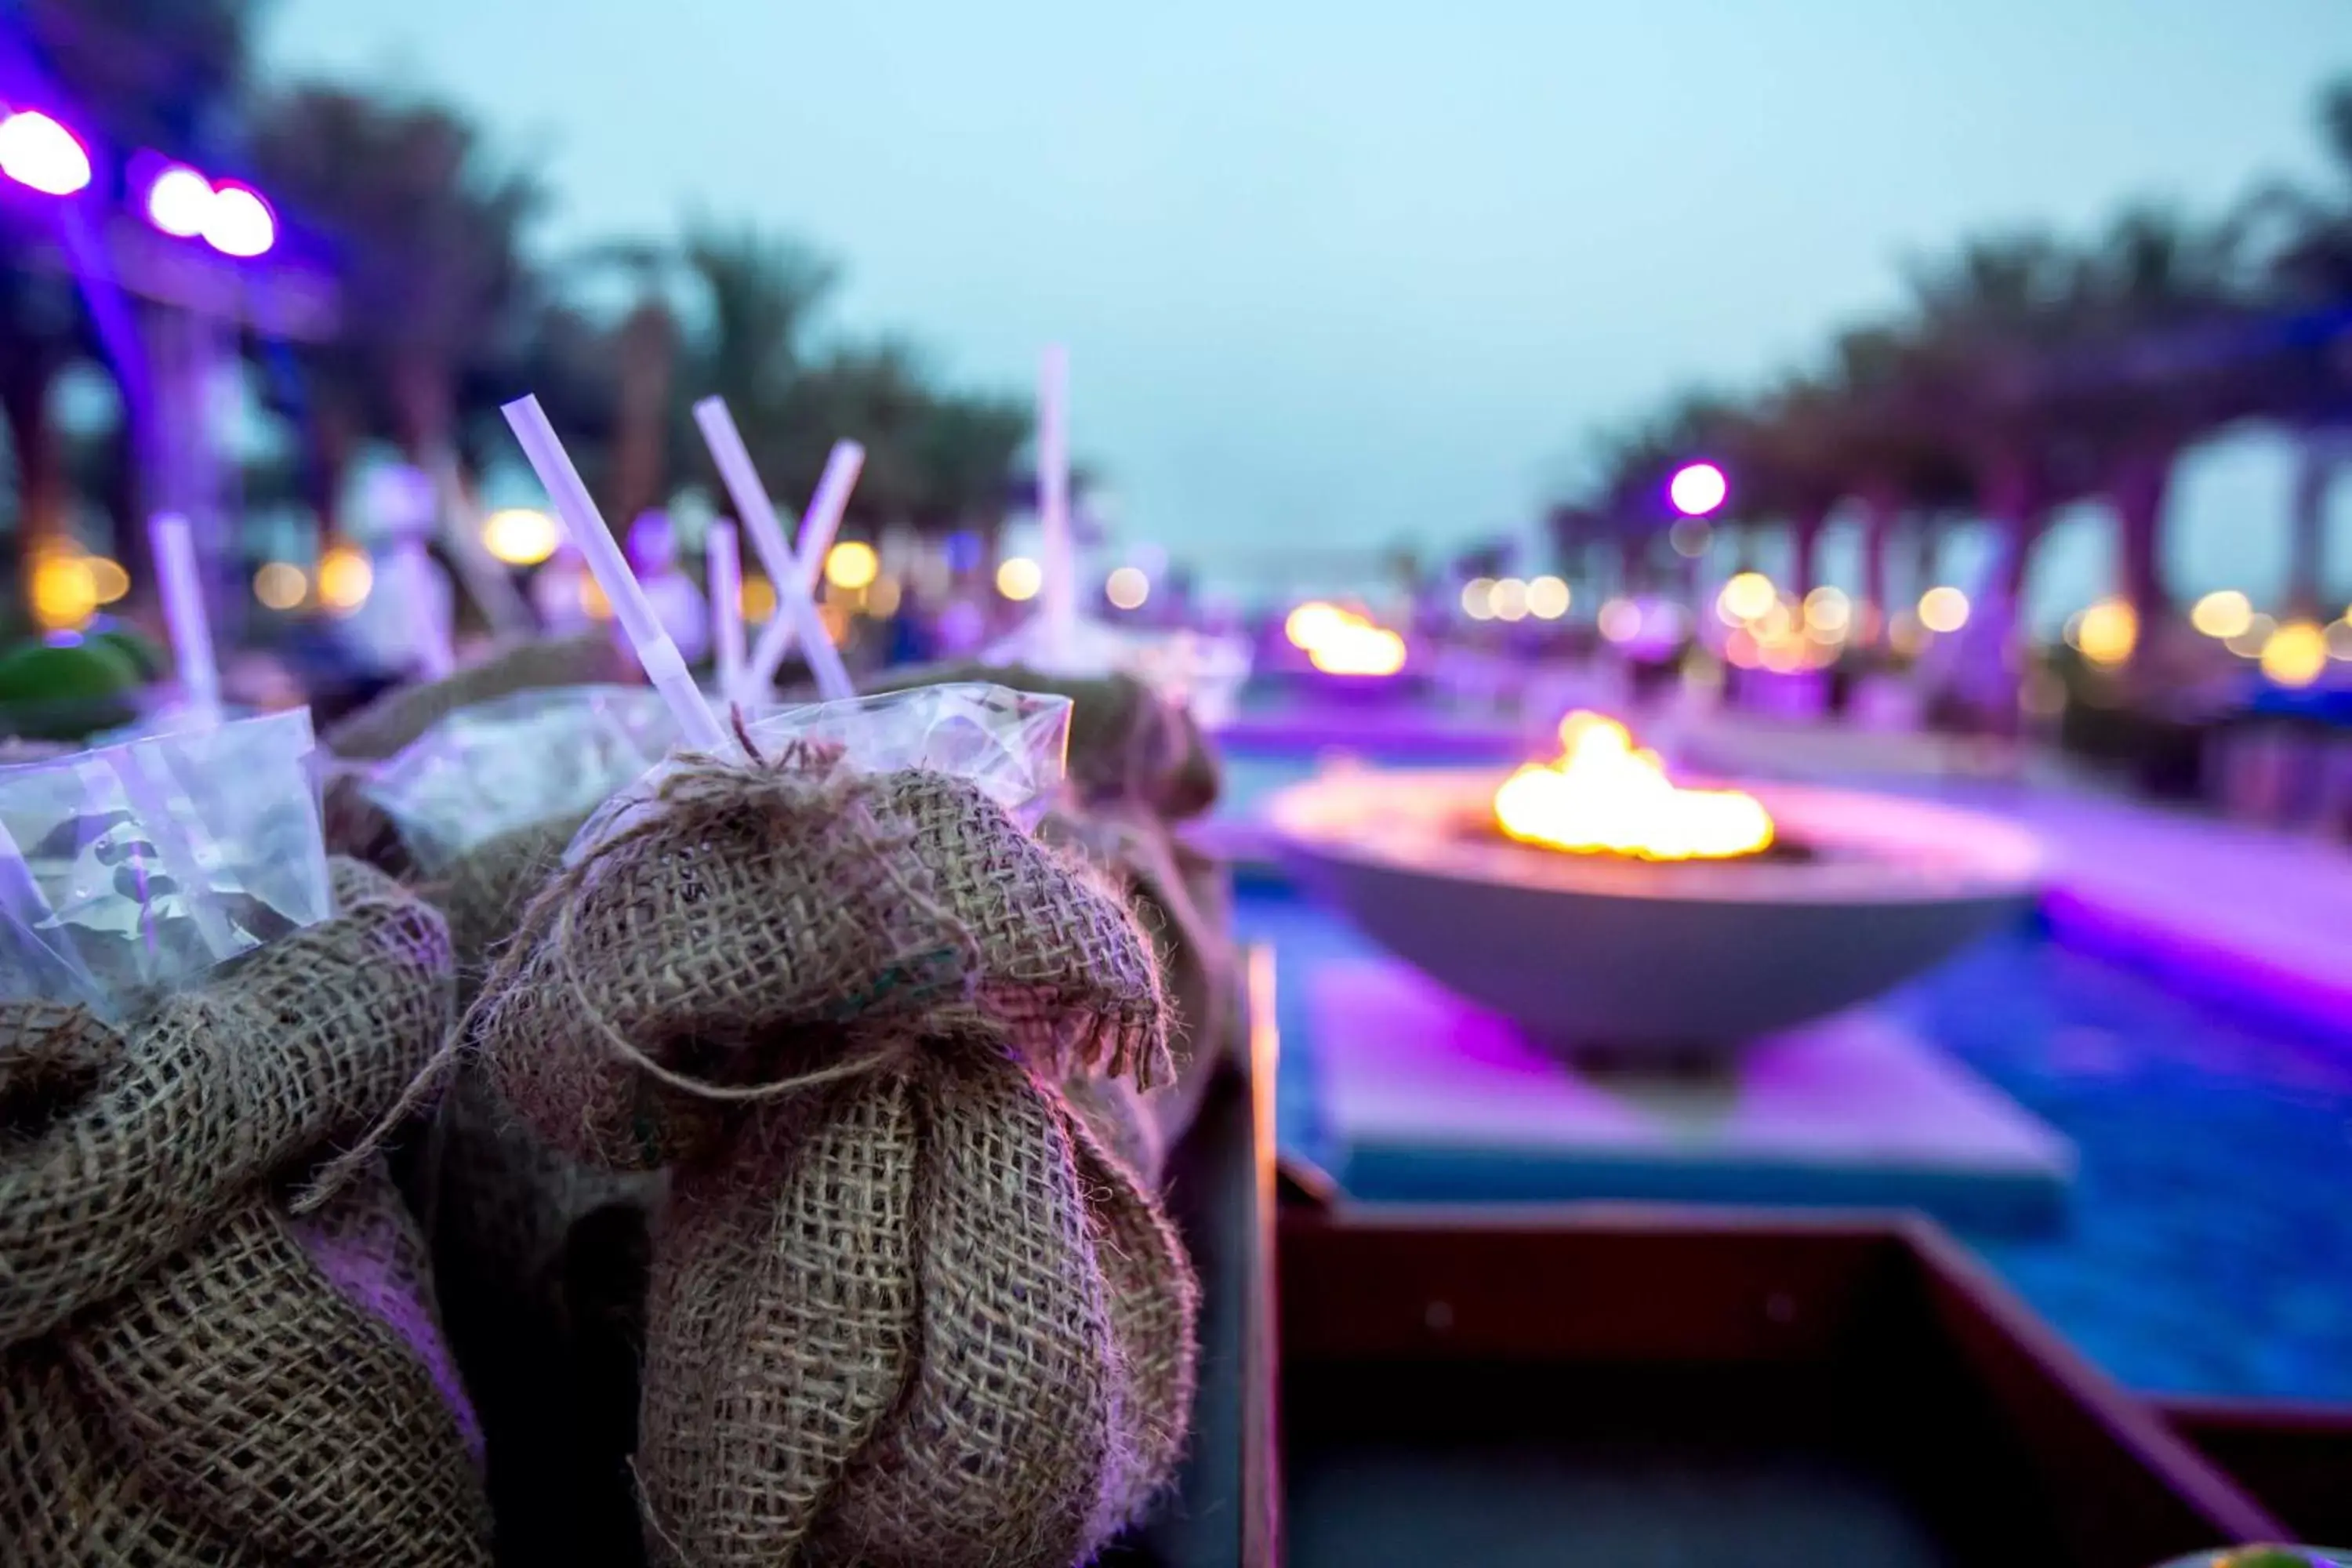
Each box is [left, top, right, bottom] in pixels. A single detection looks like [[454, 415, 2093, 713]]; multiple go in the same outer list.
[[0, 109, 93, 197], [202, 183, 275, 257], [145, 164, 213, 237], [1668, 461, 1727, 517]]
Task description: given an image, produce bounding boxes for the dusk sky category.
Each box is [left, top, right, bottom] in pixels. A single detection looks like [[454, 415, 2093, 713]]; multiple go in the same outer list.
[[265, 1, 2350, 618]]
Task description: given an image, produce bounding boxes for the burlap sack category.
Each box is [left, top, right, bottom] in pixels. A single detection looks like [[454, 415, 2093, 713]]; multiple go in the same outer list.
[[468, 746, 1198, 1568], [0, 859, 488, 1565], [1044, 804, 1238, 1185], [323, 631, 635, 762], [341, 803, 657, 1568], [868, 662, 1221, 822], [865, 662, 1239, 1181]]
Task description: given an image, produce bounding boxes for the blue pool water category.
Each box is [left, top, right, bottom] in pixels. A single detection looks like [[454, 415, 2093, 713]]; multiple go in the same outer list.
[[1234, 879, 2352, 1404]]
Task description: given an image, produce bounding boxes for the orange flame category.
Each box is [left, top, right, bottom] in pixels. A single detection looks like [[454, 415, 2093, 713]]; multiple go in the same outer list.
[[1286, 601, 1406, 676], [1494, 712, 1774, 861]]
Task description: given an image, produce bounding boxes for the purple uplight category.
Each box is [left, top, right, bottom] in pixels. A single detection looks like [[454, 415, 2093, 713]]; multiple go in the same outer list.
[[0, 110, 93, 197], [145, 164, 213, 237], [1668, 461, 1728, 518]]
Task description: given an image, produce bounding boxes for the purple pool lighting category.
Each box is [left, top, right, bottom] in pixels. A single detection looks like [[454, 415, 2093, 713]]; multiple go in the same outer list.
[[145, 164, 213, 237], [1669, 461, 1727, 518], [0, 109, 93, 197]]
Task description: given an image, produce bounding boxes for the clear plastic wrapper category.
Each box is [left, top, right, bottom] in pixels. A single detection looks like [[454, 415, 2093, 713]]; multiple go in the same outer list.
[[568, 681, 1073, 864], [0, 709, 332, 1018], [985, 616, 1250, 726], [364, 685, 676, 873]]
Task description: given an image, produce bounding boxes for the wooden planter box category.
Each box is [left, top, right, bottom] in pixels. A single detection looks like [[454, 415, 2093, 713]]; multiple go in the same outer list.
[[1118, 952, 2292, 1568]]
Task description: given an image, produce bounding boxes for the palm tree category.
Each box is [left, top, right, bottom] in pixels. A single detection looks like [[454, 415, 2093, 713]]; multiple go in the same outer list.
[[2246, 77, 2352, 616], [2047, 206, 2253, 643], [1898, 234, 2089, 633], [906, 392, 1031, 539], [671, 226, 841, 514], [1818, 326, 1974, 639], [1708, 379, 1849, 600], [248, 87, 548, 524]]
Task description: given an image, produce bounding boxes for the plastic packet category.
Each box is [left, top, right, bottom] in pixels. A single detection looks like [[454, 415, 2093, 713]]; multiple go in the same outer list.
[[985, 616, 1250, 725], [364, 685, 677, 873], [0, 708, 333, 1019], [568, 681, 1073, 865]]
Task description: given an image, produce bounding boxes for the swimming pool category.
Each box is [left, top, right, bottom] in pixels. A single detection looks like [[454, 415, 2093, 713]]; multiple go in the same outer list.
[[1234, 875, 2352, 1403]]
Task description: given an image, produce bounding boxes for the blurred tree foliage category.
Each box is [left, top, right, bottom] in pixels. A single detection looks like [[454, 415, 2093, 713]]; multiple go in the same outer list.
[[0, 5, 1035, 601], [1556, 74, 2352, 688]]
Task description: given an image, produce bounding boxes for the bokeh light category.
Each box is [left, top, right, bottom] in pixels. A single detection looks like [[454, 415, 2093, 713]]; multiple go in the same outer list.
[[2260, 620, 2328, 688], [2075, 597, 2137, 668], [146, 165, 214, 237], [317, 544, 374, 614], [2328, 619, 2352, 662], [2190, 589, 2253, 641], [252, 561, 308, 611], [30, 554, 98, 631], [481, 506, 560, 566], [1716, 572, 1776, 624], [1668, 518, 1711, 558], [1526, 575, 1571, 620], [742, 575, 777, 621], [1308, 623, 1406, 677], [1460, 578, 1496, 621], [1802, 586, 1850, 637], [85, 556, 129, 605], [996, 555, 1042, 601], [1489, 577, 1530, 622], [824, 539, 879, 590], [2225, 612, 2276, 659], [1917, 585, 1970, 634], [202, 183, 276, 258], [1105, 564, 1150, 611], [1596, 597, 1642, 644], [1668, 462, 1728, 517], [0, 111, 93, 197], [1287, 600, 1348, 646]]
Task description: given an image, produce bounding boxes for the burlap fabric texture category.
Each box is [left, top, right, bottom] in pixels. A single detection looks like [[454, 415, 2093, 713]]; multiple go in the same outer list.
[[318, 797, 659, 1568], [466, 741, 1200, 1568], [0, 860, 490, 1566]]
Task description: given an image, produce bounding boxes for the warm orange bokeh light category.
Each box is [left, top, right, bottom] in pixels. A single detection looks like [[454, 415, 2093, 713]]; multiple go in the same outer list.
[[318, 545, 374, 613], [1288, 601, 1406, 675]]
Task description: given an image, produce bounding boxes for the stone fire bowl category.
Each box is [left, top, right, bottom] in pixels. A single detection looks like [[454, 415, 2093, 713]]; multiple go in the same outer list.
[[1267, 768, 2043, 1051]]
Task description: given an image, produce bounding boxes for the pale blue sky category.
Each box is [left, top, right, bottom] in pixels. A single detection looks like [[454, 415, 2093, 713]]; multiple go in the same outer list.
[[264, 0, 2351, 617]]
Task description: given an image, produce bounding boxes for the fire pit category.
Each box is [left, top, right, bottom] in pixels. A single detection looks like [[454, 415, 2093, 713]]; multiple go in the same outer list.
[[1268, 714, 2042, 1052]]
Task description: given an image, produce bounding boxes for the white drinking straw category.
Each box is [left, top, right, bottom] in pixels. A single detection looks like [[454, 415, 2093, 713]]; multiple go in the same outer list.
[[706, 519, 746, 707], [501, 395, 731, 757], [691, 397, 858, 703], [1036, 344, 1076, 668], [148, 513, 220, 723]]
